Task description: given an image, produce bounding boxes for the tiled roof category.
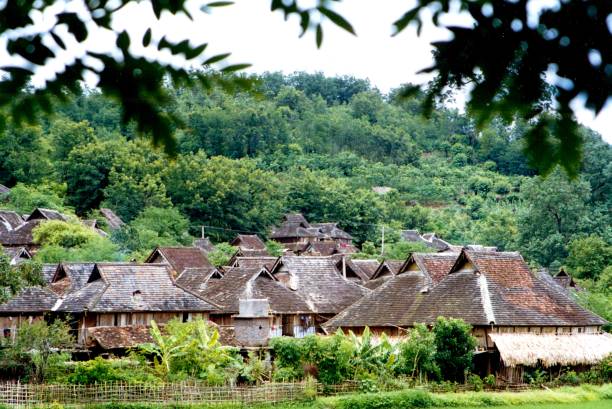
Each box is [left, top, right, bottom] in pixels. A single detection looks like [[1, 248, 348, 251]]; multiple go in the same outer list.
[[231, 256, 279, 271], [350, 259, 380, 280], [230, 234, 267, 250], [88, 325, 152, 349], [49, 263, 97, 296], [2, 246, 31, 264], [325, 272, 429, 329], [201, 267, 313, 314], [271, 256, 369, 314], [84, 263, 219, 313], [193, 237, 215, 253], [270, 214, 352, 241], [0, 219, 42, 246], [0, 210, 25, 230], [0, 287, 59, 313], [145, 247, 214, 275], [175, 267, 222, 293], [326, 250, 606, 329], [25, 208, 67, 222], [99, 208, 124, 229], [399, 252, 459, 285]]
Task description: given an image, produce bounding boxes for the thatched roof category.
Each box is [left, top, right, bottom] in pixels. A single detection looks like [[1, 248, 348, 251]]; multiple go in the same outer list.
[[489, 332, 612, 367]]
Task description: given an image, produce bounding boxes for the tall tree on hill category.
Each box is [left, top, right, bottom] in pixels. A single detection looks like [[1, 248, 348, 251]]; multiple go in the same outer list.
[[0, 1, 606, 173]]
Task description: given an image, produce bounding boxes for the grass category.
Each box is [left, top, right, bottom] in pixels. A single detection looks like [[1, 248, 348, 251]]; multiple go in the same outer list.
[[4, 384, 610, 409], [451, 403, 609, 409]]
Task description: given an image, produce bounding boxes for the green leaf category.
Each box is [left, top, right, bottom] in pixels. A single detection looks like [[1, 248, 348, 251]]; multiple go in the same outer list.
[[220, 63, 251, 73], [317, 7, 355, 35], [203, 53, 231, 65], [316, 24, 323, 48], [142, 28, 152, 47]]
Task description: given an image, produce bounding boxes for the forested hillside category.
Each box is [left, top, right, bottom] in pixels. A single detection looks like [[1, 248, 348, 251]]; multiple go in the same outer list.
[[0, 72, 610, 279]]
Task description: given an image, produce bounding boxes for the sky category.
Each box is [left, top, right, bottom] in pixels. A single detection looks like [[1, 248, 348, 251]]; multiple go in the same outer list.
[[5, 0, 611, 142]]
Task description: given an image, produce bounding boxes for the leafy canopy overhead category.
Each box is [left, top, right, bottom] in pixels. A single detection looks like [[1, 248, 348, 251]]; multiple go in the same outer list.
[[0, 0, 609, 174]]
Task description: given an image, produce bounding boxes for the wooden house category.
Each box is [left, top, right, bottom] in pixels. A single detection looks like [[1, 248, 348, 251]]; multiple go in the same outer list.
[[270, 214, 354, 255], [230, 234, 269, 257], [325, 250, 610, 383], [194, 266, 316, 346], [0, 208, 68, 253], [269, 256, 369, 326], [0, 263, 220, 350], [363, 259, 406, 289], [145, 246, 217, 276]]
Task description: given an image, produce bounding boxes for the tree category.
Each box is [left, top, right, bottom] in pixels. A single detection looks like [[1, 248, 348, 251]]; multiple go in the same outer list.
[[565, 235, 612, 280], [397, 323, 439, 381], [32, 220, 122, 263], [207, 243, 238, 267], [4, 183, 67, 214], [432, 317, 476, 382], [112, 206, 192, 260], [517, 167, 593, 267], [0, 319, 73, 382], [0, 251, 44, 303], [1, 1, 604, 170], [164, 153, 284, 240]]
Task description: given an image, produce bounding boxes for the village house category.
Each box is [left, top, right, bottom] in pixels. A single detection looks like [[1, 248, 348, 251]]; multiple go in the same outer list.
[[324, 250, 610, 383], [0, 208, 68, 253], [193, 266, 316, 347], [0, 262, 220, 351], [230, 234, 269, 256], [362, 259, 407, 289], [270, 213, 356, 255], [269, 256, 370, 327]]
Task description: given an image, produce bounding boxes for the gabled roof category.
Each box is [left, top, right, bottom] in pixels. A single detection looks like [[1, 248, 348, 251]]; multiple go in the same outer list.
[[553, 268, 577, 289], [2, 246, 32, 265], [270, 256, 369, 314], [327, 250, 607, 329], [305, 241, 358, 256], [145, 247, 214, 275], [230, 234, 267, 251], [231, 256, 279, 271], [25, 208, 67, 222], [49, 263, 97, 296], [175, 267, 223, 293], [0, 219, 43, 246], [350, 259, 381, 280], [324, 271, 429, 329], [336, 258, 375, 282], [270, 214, 352, 241], [431, 250, 607, 326], [398, 252, 459, 285], [0, 210, 25, 230], [60, 263, 219, 313], [200, 267, 313, 314], [365, 259, 405, 288], [0, 287, 59, 313], [99, 208, 124, 229]]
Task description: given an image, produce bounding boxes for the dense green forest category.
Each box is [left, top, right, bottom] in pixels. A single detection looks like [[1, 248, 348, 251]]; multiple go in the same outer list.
[[0, 73, 610, 281]]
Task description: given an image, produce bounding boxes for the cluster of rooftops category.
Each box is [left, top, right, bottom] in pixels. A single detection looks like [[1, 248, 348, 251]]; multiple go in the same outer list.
[[0, 210, 610, 376]]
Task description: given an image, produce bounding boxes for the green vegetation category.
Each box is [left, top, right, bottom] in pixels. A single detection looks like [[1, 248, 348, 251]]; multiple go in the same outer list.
[[0, 249, 44, 303], [270, 318, 476, 386], [0, 72, 609, 329]]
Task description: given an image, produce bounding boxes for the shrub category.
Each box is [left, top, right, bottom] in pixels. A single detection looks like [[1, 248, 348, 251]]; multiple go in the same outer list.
[[432, 317, 476, 382], [467, 373, 483, 391], [559, 369, 580, 385], [396, 324, 438, 381], [483, 374, 496, 388]]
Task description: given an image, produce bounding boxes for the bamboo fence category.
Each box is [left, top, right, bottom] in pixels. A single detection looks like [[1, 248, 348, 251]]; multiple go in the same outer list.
[[0, 381, 318, 407], [0, 380, 539, 407]]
